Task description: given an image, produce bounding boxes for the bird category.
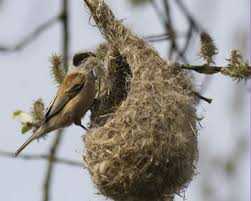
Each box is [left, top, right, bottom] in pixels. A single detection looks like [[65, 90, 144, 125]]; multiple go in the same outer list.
[[15, 52, 98, 157]]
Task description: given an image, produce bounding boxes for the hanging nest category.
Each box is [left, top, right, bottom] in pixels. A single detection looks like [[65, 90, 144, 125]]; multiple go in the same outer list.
[[83, 1, 198, 201]]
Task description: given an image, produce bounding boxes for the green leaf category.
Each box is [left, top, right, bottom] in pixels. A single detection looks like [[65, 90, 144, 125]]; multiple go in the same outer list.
[[12, 110, 22, 117], [21, 123, 33, 134]]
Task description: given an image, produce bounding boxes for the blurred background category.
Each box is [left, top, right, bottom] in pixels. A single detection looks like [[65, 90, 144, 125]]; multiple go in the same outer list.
[[0, 0, 249, 201]]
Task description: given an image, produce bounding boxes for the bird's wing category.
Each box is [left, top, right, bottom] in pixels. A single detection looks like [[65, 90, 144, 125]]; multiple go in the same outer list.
[[44, 72, 86, 122]]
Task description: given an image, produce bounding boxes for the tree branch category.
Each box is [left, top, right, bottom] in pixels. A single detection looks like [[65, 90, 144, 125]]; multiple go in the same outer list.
[[180, 64, 251, 78], [144, 33, 171, 42], [141, 32, 187, 43], [62, 0, 69, 71], [42, 0, 70, 200], [150, 0, 206, 62], [150, 0, 166, 23], [0, 15, 60, 52], [172, 0, 207, 62], [179, 23, 194, 58], [174, 0, 205, 33], [0, 150, 82, 167], [162, 0, 178, 59], [180, 64, 222, 74], [42, 131, 63, 201], [192, 91, 212, 104], [150, 0, 187, 62]]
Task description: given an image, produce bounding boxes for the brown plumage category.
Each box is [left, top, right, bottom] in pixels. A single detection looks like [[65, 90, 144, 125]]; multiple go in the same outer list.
[[15, 53, 97, 156]]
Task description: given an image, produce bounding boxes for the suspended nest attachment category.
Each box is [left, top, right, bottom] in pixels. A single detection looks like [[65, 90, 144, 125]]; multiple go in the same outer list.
[[83, 1, 198, 200]]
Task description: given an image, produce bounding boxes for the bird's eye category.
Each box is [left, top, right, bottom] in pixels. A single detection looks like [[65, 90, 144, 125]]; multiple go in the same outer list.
[[73, 52, 96, 67]]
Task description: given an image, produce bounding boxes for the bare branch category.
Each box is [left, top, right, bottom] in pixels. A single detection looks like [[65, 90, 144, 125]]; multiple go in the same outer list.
[[192, 91, 212, 104], [143, 32, 187, 43], [0, 150, 82, 167], [180, 64, 251, 79], [174, 0, 205, 33], [144, 33, 171, 42], [172, 0, 207, 61], [150, 0, 206, 62], [42, 132, 63, 201], [180, 64, 222, 74], [151, 0, 187, 62], [179, 24, 194, 58], [42, 1, 70, 201], [0, 15, 60, 52], [162, 0, 177, 58], [61, 0, 69, 71], [150, 0, 166, 23]]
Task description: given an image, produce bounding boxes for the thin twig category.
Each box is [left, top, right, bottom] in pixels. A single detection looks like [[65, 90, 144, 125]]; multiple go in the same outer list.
[[162, 0, 187, 62], [42, 131, 63, 201], [142, 32, 187, 43], [162, 0, 176, 59], [0, 150, 82, 167], [173, 0, 205, 60], [144, 33, 171, 42], [151, 0, 187, 62], [150, 0, 166, 23], [174, 0, 205, 33], [0, 15, 60, 52], [192, 91, 212, 104], [180, 64, 222, 74], [151, 0, 205, 62], [42, 0, 70, 200], [180, 64, 251, 78], [61, 0, 69, 71], [178, 24, 194, 59]]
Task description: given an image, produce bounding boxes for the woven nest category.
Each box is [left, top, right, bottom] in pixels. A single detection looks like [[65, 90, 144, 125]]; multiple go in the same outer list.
[[84, 44, 198, 201], [83, 2, 198, 201]]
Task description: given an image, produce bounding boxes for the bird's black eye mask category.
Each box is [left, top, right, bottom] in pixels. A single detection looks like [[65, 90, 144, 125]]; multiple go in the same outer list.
[[73, 52, 96, 66]]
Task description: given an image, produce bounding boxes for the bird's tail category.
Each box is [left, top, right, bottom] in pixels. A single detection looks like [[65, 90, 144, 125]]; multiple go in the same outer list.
[[14, 126, 45, 157]]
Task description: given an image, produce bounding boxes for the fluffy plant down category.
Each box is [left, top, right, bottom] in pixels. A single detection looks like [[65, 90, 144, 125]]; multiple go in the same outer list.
[[83, 0, 198, 200]]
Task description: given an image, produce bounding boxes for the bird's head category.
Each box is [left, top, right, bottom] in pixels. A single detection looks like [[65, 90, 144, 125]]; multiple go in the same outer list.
[[72, 51, 104, 80], [73, 51, 96, 67]]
